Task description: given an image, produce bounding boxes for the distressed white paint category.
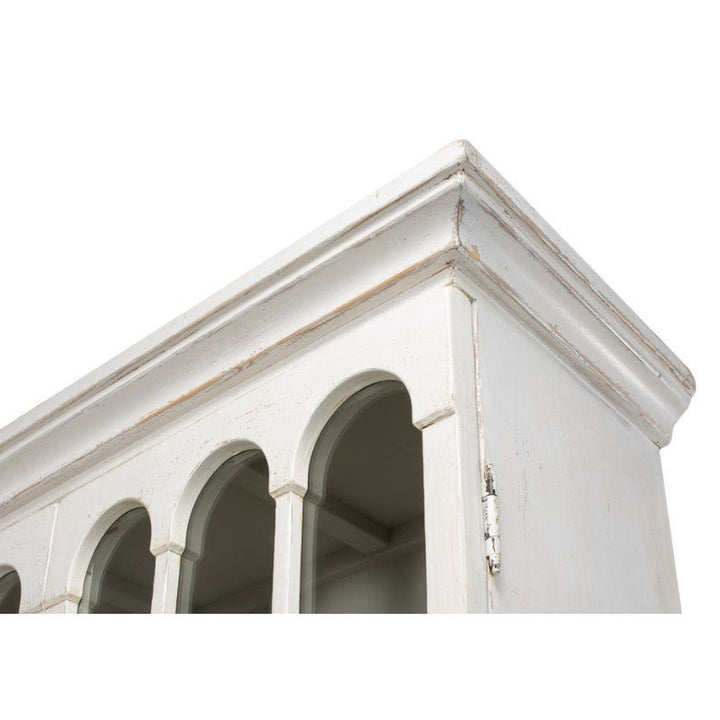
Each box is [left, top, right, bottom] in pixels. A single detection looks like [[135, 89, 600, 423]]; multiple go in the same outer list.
[[0, 140, 694, 613], [271, 488, 304, 614], [419, 285, 487, 612], [151, 548, 182, 614], [474, 294, 681, 612]]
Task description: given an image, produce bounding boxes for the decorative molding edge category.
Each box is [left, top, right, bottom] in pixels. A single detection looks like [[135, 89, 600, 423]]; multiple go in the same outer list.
[[451, 158, 693, 447], [414, 405, 456, 430], [269, 483, 307, 500], [0, 140, 694, 517], [151, 542, 185, 558]]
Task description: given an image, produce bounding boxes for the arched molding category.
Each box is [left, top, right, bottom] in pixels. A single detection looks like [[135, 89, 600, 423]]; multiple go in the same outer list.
[[67, 498, 148, 604], [306, 380, 405, 505], [288, 369, 414, 497], [168, 439, 266, 555], [298, 377, 426, 613]]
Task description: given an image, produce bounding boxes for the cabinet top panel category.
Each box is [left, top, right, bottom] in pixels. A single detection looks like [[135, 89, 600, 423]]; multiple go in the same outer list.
[[0, 140, 694, 469]]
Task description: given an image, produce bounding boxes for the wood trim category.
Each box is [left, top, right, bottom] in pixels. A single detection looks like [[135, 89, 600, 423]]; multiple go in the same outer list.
[[0, 140, 694, 519]]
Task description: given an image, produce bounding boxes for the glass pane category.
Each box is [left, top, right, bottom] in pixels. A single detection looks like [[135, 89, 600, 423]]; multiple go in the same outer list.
[[0, 571, 21, 613], [301, 381, 426, 613], [179, 450, 275, 613], [78, 507, 154, 613]]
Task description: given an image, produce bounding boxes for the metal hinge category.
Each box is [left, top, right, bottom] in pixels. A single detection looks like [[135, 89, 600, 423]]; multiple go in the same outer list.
[[482, 464, 501, 575]]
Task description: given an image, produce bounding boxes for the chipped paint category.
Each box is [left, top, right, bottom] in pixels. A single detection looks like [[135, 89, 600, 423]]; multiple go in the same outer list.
[[0, 140, 693, 614], [482, 463, 501, 575]]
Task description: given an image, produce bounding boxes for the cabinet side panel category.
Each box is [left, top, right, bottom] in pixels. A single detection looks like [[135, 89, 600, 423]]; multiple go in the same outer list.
[[475, 296, 680, 612]]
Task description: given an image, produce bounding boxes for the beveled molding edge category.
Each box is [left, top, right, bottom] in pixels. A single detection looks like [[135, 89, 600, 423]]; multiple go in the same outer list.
[[457, 147, 694, 397], [451, 160, 694, 448], [0, 140, 693, 475]]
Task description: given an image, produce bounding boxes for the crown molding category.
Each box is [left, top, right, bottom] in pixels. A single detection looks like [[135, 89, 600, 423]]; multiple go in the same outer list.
[[450, 149, 694, 447], [0, 144, 468, 458], [0, 140, 694, 513]]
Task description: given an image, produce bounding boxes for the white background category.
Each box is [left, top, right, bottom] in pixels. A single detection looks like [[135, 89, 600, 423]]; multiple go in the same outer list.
[[0, 1, 717, 717]]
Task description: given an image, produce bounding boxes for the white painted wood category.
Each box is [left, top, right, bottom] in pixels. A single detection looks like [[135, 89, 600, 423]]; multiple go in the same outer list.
[[151, 548, 182, 614], [78, 508, 147, 613], [472, 294, 680, 612], [42, 599, 78, 614], [20, 286, 454, 612], [152, 549, 182, 613], [419, 285, 487, 612], [0, 505, 57, 613], [271, 488, 304, 613], [0, 140, 695, 612]]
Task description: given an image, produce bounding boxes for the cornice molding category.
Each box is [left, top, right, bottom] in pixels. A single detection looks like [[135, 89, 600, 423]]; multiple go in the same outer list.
[[0, 140, 694, 513], [450, 154, 693, 447], [458, 146, 693, 394], [0, 152, 464, 458]]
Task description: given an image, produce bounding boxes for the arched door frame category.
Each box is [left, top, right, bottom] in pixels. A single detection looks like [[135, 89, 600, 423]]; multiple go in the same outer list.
[[77, 507, 150, 614], [176, 448, 270, 613], [300, 380, 413, 612]]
